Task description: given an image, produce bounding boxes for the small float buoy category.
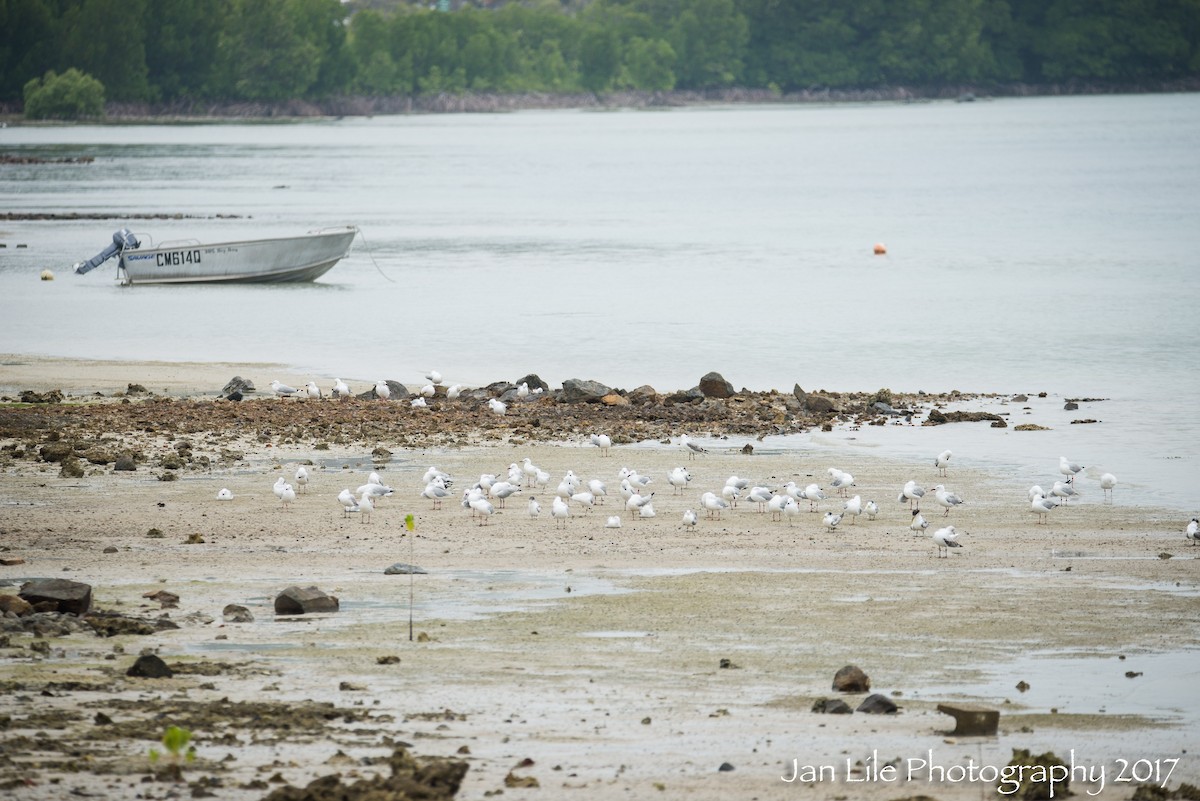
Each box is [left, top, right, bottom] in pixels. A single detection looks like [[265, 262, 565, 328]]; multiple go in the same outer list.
[[40, 269, 55, 281], [873, 243, 887, 255]]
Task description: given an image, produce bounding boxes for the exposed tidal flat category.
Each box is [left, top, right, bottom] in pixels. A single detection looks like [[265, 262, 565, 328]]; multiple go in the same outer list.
[[0, 358, 1198, 800]]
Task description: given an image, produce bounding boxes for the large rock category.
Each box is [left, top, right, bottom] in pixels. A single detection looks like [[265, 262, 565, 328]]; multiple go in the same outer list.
[[19, 579, 93, 615], [38, 441, 75, 463], [561, 379, 612, 404], [221, 376, 256, 398], [113, 453, 137, 471], [811, 698, 853, 714], [514, 373, 550, 393], [832, 664, 870, 693], [59, 456, 85, 478], [384, 563, 427, 575], [856, 693, 898, 714], [222, 604, 254, 623], [663, 387, 704, 405], [807, 395, 839, 414], [698, 372, 735, 399], [126, 654, 173, 678], [274, 586, 339, 615], [626, 385, 658, 404]]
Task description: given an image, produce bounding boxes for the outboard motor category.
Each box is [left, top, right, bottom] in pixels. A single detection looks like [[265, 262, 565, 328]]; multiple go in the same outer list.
[[74, 228, 140, 275]]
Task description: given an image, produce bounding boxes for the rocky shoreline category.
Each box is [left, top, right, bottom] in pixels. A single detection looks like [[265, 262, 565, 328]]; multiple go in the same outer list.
[[0, 372, 1009, 478]]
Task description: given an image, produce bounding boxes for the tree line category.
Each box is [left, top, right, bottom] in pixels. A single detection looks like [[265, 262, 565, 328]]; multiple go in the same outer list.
[[2, 0, 1198, 110]]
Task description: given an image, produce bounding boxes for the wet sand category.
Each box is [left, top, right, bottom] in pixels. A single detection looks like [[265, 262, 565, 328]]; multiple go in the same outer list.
[[0, 357, 1197, 800]]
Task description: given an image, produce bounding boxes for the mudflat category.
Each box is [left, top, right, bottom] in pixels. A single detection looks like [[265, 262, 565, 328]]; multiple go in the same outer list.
[[0, 357, 1196, 800]]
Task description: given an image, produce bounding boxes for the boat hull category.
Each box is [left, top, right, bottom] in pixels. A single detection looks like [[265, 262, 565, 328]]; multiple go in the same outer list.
[[117, 226, 357, 285]]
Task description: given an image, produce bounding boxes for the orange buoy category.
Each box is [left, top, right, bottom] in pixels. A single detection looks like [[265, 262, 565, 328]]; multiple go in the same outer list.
[[873, 243, 887, 255]]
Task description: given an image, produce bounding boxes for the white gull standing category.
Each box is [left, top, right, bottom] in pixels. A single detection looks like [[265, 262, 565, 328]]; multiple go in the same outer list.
[[930, 484, 963, 516], [680, 435, 708, 460], [1059, 456, 1085, 480], [590, 433, 612, 456], [488, 398, 507, 416], [305, 381, 322, 400], [1030, 494, 1060, 524], [783, 496, 802, 526], [801, 483, 826, 512], [270, 380, 298, 399], [767, 494, 787, 521], [551, 496, 571, 528], [332, 378, 350, 399], [935, 449, 952, 476], [374, 380, 391, 401], [842, 495, 863, 524], [421, 481, 452, 510], [1186, 518, 1199, 545], [587, 478, 608, 504], [337, 488, 358, 518], [932, 525, 963, 557], [700, 491, 729, 520], [864, 500, 879, 520], [746, 486, 774, 513], [1099, 473, 1117, 501], [1050, 480, 1079, 505], [828, 469, 855, 497], [667, 462, 696, 494], [899, 480, 925, 509], [357, 492, 374, 523]]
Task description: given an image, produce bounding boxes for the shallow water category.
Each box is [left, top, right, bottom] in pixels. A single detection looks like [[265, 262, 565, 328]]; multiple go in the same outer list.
[[2, 95, 1198, 510]]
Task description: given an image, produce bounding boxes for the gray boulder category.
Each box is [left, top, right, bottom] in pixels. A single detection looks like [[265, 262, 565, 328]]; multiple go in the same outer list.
[[807, 395, 839, 414], [514, 374, 550, 392], [384, 563, 428, 575], [811, 698, 854, 714], [856, 693, 898, 714], [698, 372, 735, 399], [126, 654, 173, 678], [221, 376, 255, 399], [274, 586, 339, 615], [19, 579, 93, 615], [222, 604, 254, 623], [561, 379, 612, 403], [832, 664, 870, 693]]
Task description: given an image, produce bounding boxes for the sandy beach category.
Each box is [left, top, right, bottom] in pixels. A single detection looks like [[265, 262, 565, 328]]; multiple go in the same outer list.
[[1, 357, 1197, 800]]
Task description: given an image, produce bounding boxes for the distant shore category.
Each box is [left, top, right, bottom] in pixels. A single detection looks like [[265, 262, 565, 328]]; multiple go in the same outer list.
[[2, 79, 1198, 123]]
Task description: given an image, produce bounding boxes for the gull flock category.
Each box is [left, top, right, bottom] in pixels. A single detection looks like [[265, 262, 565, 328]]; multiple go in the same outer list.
[[221, 401, 1193, 555], [243, 374, 1200, 553]]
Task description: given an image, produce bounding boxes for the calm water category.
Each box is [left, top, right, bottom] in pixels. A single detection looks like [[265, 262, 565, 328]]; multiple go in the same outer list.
[[1, 95, 1198, 508]]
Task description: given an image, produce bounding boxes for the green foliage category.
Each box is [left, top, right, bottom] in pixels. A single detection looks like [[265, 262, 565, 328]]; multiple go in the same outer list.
[[23, 68, 104, 119], [1, 0, 1199, 105], [161, 725, 195, 760], [148, 724, 196, 780]]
